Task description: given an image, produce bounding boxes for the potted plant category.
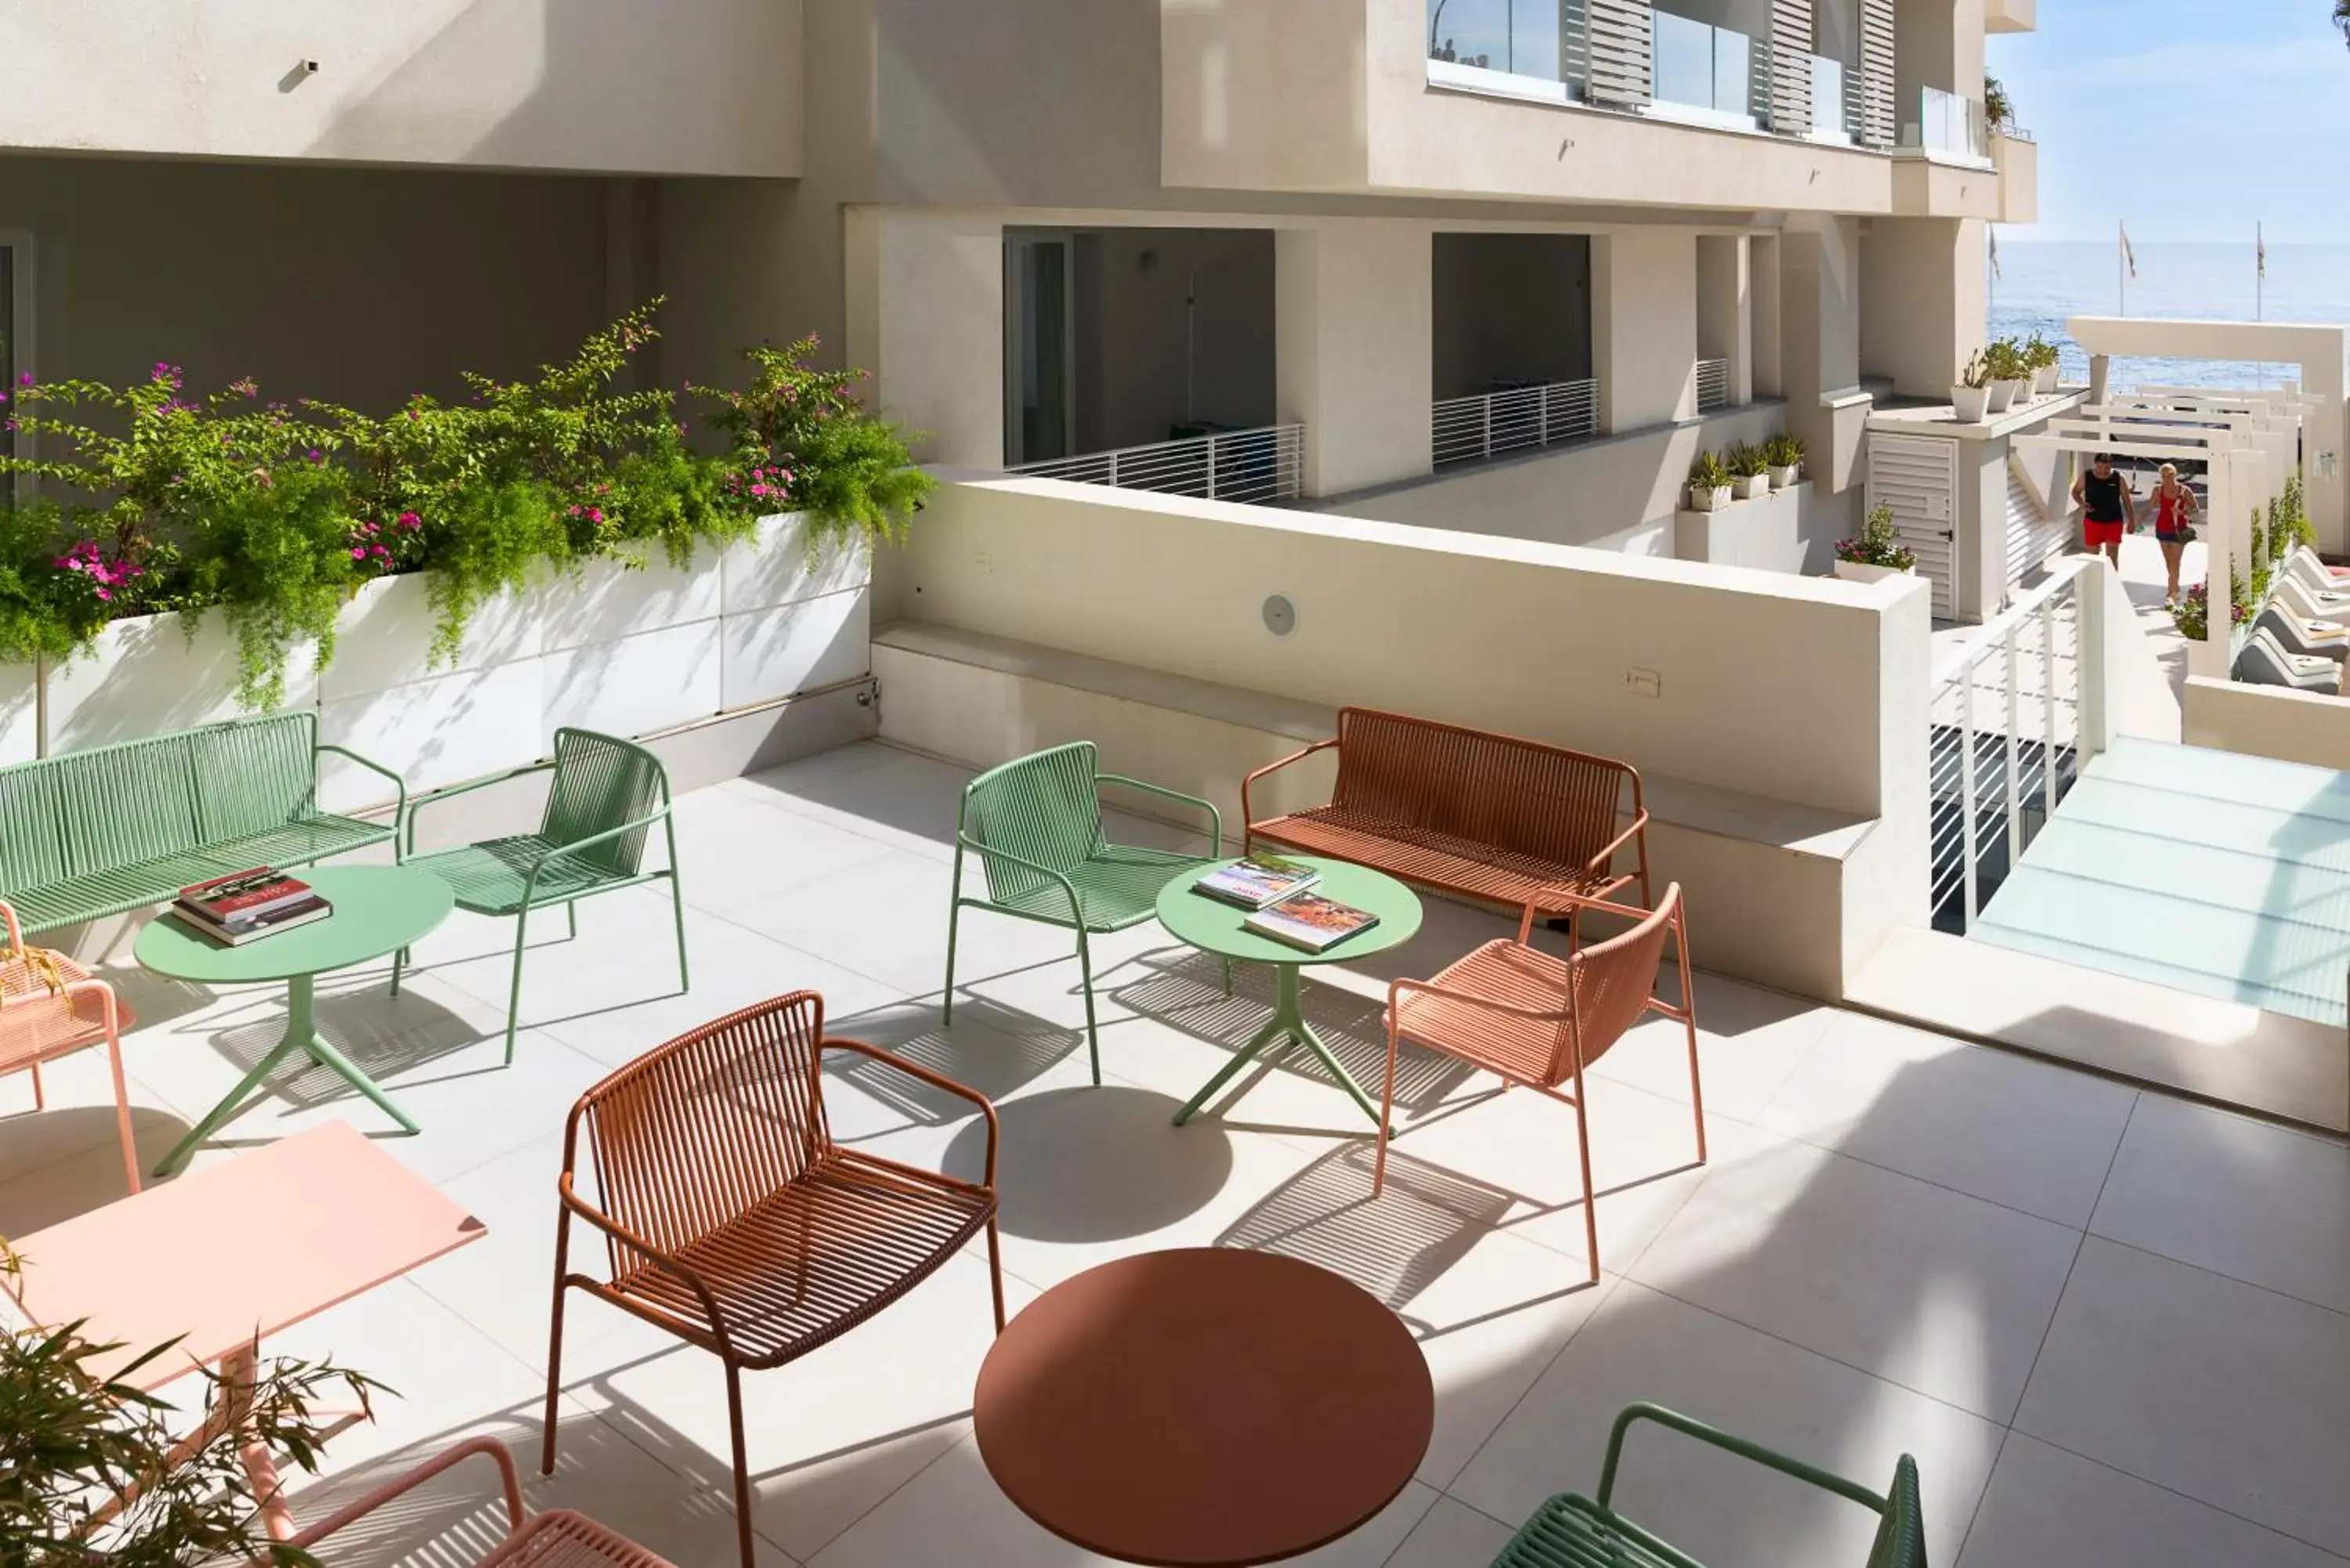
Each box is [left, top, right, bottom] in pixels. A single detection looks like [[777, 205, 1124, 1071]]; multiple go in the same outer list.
[[1952, 351, 1994, 424], [2026, 334, 2063, 396], [1686, 450, 1733, 512], [1833, 501, 1918, 584], [1764, 432, 1806, 490], [1726, 441, 1772, 500], [0, 1241, 380, 1563], [1982, 338, 2026, 414]]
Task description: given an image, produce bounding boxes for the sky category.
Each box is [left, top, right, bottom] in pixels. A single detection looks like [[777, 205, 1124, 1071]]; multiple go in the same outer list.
[[1988, 0, 2350, 243]]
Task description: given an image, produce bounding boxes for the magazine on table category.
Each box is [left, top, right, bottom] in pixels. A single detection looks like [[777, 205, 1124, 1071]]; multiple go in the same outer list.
[[1192, 855, 1321, 911], [1242, 890, 1379, 953], [171, 867, 333, 945]]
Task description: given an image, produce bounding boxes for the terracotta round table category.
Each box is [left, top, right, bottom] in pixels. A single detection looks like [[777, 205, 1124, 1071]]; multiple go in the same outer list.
[[974, 1248, 1433, 1566]]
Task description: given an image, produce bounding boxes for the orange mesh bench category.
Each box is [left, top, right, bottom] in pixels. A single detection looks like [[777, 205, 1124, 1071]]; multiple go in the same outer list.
[[1243, 708, 1651, 935]]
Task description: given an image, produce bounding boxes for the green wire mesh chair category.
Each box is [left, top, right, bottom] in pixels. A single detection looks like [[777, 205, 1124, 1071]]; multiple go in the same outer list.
[[396, 728, 688, 1064], [1491, 1403, 1926, 1568], [944, 742, 1222, 1084]]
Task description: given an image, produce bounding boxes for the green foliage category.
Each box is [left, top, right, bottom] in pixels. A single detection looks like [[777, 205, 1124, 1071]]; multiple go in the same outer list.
[[695, 334, 935, 558], [1763, 432, 1806, 470], [1724, 441, 1770, 479], [2269, 474, 2316, 561], [2023, 334, 2061, 373], [1836, 502, 1918, 571], [0, 303, 924, 698], [1687, 450, 1730, 490], [1984, 74, 2013, 131], [1982, 338, 2030, 383], [0, 1239, 382, 1567], [1959, 350, 1993, 391]]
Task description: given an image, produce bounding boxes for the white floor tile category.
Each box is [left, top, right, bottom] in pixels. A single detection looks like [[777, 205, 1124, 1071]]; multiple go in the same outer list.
[[1755, 1010, 2136, 1228], [1630, 1132, 2081, 1422], [1451, 1281, 2004, 1567], [2014, 1237, 2350, 1556], [2088, 1093, 2350, 1313], [1588, 970, 1837, 1125], [1956, 1432, 2348, 1568], [1383, 1496, 1518, 1567]]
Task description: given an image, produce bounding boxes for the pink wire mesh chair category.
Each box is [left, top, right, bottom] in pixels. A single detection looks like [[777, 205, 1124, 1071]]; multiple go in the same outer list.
[[544, 991, 1003, 1568], [0, 898, 140, 1194], [284, 1435, 678, 1567], [1376, 885, 1705, 1283]]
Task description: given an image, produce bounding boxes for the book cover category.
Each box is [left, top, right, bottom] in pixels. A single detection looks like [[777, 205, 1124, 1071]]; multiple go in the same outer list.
[[179, 867, 313, 922], [1242, 891, 1380, 953], [1192, 856, 1321, 911], [168, 895, 334, 946]]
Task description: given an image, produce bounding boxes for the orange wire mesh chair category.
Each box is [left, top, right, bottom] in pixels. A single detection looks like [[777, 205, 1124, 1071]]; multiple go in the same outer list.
[[543, 992, 1003, 1568], [1376, 886, 1705, 1284], [0, 898, 140, 1195], [284, 1435, 678, 1567]]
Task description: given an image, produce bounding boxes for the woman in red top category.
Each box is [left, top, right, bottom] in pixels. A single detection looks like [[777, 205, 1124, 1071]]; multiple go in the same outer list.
[[2153, 463, 2197, 605]]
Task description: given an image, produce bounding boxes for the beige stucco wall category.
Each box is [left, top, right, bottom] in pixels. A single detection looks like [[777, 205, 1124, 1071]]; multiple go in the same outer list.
[[1597, 230, 1700, 432], [1277, 223, 1435, 493], [0, 0, 802, 177], [2183, 678, 2350, 772], [901, 471, 1928, 820], [1782, 215, 1868, 497], [2, 156, 620, 406], [1862, 216, 1987, 399]]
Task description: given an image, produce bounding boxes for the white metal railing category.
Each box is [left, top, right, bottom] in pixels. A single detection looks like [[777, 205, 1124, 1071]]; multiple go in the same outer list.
[[1695, 359, 1730, 414], [1907, 85, 1991, 161], [1007, 424, 1304, 505], [1431, 379, 1600, 467], [1929, 562, 2095, 934], [1651, 8, 1753, 118]]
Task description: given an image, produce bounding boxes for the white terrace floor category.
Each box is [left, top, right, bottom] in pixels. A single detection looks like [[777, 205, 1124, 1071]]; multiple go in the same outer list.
[[5, 742, 2349, 1568]]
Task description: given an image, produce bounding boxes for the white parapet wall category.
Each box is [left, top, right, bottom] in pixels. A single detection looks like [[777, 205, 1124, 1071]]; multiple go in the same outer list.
[[2183, 677, 2350, 773], [877, 471, 1936, 999]]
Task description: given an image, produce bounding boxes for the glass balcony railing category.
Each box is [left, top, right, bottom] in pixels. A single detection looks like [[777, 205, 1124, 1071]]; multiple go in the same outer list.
[[1651, 9, 1752, 121], [1809, 52, 1854, 140], [1907, 85, 1991, 160], [1426, 0, 1588, 95]]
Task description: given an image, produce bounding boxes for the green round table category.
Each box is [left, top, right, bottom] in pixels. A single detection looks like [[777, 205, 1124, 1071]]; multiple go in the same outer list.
[[137, 864, 456, 1176], [1155, 858, 1423, 1131]]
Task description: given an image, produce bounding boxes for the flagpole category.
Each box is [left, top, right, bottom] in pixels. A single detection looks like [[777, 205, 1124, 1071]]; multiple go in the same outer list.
[[2257, 223, 2265, 322]]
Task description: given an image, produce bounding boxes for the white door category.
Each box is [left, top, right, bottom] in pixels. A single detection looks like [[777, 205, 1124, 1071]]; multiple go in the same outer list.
[[1867, 431, 1960, 618], [2003, 454, 2066, 593]]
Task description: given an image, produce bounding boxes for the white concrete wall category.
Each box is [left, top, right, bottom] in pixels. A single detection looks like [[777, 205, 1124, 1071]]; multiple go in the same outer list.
[[1596, 230, 1700, 432], [1782, 215, 1869, 497], [1317, 401, 1791, 552], [902, 471, 1929, 819], [1695, 235, 1754, 407], [2183, 678, 2350, 773], [1, 157, 620, 406], [1277, 222, 1435, 494], [1861, 216, 1987, 399], [0, 0, 801, 177]]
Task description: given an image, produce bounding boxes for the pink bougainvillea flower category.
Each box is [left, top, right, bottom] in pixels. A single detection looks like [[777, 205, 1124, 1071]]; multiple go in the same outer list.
[[94, 587, 111, 602], [397, 511, 421, 529], [350, 546, 368, 559]]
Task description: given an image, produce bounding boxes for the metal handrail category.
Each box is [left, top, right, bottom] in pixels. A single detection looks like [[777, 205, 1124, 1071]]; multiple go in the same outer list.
[[1007, 423, 1304, 505], [1431, 379, 1600, 467]]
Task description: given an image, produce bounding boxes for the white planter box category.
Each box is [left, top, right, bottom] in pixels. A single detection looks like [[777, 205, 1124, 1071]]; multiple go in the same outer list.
[[1984, 380, 2019, 415], [1687, 484, 1734, 513], [1834, 560, 1914, 585], [1733, 474, 1771, 500], [2036, 367, 2061, 396], [1770, 464, 1803, 490], [9, 510, 873, 807], [1952, 385, 1992, 424]]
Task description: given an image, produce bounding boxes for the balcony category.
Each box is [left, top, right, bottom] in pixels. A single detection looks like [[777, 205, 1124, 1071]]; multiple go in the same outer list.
[[1648, 9, 1759, 132], [1903, 86, 1993, 165], [1985, 0, 2039, 33], [0, 2, 801, 175], [1808, 52, 1858, 144]]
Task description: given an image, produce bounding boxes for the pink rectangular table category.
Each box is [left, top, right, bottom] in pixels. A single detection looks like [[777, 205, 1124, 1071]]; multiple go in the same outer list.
[[6, 1120, 486, 1537]]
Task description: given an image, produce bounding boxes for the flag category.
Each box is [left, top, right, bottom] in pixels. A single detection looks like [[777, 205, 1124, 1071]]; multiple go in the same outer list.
[[2258, 223, 2269, 280], [1988, 226, 2001, 281], [2120, 222, 2138, 280]]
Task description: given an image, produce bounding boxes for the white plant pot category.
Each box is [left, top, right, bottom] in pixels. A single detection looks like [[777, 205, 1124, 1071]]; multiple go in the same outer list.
[[1687, 484, 1734, 513], [1952, 385, 1993, 423], [1769, 464, 1803, 490], [1984, 379, 2019, 414], [1835, 559, 1914, 585], [1734, 474, 1772, 500]]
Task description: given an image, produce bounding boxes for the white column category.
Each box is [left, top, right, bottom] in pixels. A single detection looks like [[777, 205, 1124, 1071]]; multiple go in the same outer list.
[[1696, 235, 1754, 407], [844, 208, 1007, 469], [1274, 222, 1434, 497], [1594, 229, 1699, 432]]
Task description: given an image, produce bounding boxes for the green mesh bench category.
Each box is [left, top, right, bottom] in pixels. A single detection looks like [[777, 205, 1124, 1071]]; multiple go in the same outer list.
[[1491, 1403, 1925, 1568], [0, 712, 404, 936], [944, 742, 1223, 1084]]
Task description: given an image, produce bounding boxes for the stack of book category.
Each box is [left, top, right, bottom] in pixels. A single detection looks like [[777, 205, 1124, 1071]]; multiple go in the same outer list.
[[169, 869, 333, 946], [1191, 858, 1380, 954]]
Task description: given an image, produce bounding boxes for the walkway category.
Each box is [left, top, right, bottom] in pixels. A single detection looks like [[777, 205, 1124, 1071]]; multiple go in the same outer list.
[[2, 742, 2345, 1566]]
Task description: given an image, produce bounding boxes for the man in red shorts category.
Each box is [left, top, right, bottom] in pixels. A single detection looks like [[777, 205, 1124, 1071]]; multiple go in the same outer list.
[[2071, 453, 2135, 569]]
